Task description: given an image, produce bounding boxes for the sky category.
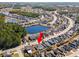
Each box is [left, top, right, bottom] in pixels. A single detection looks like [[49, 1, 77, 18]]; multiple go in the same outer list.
[[0, 0, 79, 2]]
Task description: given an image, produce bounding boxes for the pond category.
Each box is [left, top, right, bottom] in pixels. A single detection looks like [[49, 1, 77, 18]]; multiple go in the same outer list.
[[25, 25, 49, 34]]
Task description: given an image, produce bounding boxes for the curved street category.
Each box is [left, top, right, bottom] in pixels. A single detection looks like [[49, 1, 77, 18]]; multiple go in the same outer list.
[[49, 14, 57, 25], [29, 12, 74, 45]]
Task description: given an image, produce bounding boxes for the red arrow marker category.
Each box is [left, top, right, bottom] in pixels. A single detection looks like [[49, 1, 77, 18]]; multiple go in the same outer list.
[[37, 32, 43, 44]]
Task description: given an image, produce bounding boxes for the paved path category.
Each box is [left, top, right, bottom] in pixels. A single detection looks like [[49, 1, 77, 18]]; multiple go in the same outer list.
[[66, 49, 79, 57], [16, 49, 24, 57]]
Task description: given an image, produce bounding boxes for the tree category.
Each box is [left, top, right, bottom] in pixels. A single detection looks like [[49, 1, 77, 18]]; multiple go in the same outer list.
[[0, 22, 27, 50], [9, 10, 39, 18], [0, 13, 5, 23], [75, 16, 79, 23]]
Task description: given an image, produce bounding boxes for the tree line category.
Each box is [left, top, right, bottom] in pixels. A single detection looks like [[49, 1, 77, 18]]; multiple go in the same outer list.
[[0, 14, 27, 50]]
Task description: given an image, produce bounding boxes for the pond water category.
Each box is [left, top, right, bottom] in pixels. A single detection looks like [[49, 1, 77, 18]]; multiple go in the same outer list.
[[26, 25, 49, 34]]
